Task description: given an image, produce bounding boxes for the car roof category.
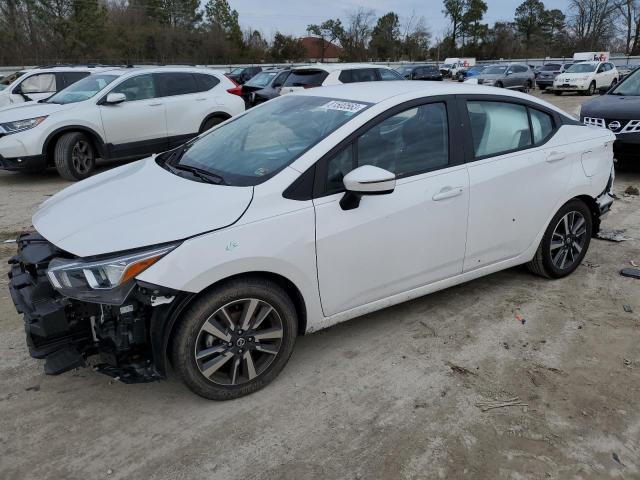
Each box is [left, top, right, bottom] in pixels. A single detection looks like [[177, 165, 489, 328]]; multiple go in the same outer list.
[[294, 81, 568, 114], [21, 66, 116, 75], [292, 63, 393, 73], [96, 66, 230, 77]]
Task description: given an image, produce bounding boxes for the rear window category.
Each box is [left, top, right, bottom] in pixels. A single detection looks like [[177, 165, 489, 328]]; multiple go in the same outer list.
[[339, 68, 378, 83], [245, 72, 278, 88], [284, 70, 329, 88], [156, 72, 198, 96], [541, 64, 561, 71], [194, 74, 220, 91]]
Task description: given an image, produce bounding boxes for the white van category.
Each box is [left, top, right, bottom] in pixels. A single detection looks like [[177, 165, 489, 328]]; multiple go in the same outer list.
[[440, 58, 476, 77], [573, 52, 610, 62]]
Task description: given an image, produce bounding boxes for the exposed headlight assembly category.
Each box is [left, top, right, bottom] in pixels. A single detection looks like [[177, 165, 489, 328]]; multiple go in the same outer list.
[[47, 243, 178, 305], [0, 116, 47, 135]]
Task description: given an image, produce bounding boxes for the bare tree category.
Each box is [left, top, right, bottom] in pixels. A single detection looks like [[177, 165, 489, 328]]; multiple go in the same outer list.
[[569, 0, 619, 49], [340, 7, 375, 61]]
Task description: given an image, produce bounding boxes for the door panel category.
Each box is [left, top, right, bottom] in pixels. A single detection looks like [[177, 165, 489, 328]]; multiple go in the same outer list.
[[315, 168, 469, 316], [154, 72, 205, 146], [314, 98, 469, 316], [99, 73, 168, 158], [461, 99, 571, 270]]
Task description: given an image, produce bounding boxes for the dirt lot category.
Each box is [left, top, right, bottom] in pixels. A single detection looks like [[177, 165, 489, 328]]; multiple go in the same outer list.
[[1, 90, 639, 480]]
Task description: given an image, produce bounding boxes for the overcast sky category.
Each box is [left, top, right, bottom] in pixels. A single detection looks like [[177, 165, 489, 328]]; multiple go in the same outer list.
[[232, 0, 571, 40]]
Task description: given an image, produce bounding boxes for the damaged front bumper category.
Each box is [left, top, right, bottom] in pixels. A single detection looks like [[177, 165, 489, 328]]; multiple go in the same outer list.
[[8, 233, 193, 383]]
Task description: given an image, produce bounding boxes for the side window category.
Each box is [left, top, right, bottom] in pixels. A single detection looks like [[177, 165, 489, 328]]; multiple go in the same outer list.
[[156, 72, 198, 97], [467, 101, 532, 157], [529, 108, 554, 143], [358, 102, 449, 177], [111, 74, 157, 101], [338, 70, 353, 83], [61, 72, 90, 89], [273, 71, 289, 88], [326, 144, 355, 194], [350, 68, 378, 82], [194, 73, 220, 91], [378, 68, 401, 81], [19, 73, 56, 94]]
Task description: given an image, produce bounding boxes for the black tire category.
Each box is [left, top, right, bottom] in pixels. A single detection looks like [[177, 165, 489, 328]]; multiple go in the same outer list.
[[527, 199, 593, 279], [587, 81, 596, 96], [54, 132, 96, 181], [495, 81, 504, 88], [200, 116, 226, 133], [554, 90, 562, 96], [539, 85, 547, 91], [522, 80, 532, 92], [171, 277, 298, 400]]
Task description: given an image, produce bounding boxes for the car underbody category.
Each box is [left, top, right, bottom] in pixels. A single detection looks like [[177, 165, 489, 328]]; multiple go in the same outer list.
[[8, 233, 192, 383]]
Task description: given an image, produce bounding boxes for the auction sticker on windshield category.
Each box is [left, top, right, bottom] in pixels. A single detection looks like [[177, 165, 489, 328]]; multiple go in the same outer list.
[[321, 100, 368, 114]]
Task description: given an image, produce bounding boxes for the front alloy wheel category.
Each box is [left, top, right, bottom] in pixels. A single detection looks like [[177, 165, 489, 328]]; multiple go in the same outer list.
[[194, 298, 284, 386], [172, 277, 298, 400]]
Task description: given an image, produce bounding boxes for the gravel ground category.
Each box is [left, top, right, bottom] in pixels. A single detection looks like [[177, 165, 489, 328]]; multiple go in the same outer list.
[[1, 90, 639, 480]]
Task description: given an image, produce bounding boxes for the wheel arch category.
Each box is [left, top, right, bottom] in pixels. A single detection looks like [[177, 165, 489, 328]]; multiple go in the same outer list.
[[574, 194, 601, 237], [156, 271, 308, 377], [199, 111, 232, 133], [43, 126, 106, 165]]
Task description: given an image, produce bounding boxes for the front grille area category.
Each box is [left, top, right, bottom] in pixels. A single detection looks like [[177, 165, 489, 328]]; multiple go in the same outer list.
[[583, 117, 640, 133]]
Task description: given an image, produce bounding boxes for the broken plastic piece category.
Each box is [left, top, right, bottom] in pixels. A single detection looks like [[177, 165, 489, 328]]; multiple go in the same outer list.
[[620, 268, 640, 280]]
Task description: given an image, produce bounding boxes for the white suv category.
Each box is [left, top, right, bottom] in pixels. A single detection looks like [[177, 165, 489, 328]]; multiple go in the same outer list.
[[0, 67, 245, 180], [553, 61, 619, 95], [0, 66, 110, 108], [280, 63, 403, 94]]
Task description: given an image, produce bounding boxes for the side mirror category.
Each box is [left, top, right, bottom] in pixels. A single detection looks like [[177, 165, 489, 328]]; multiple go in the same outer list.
[[105, 92, 126, 105], [340, 165, 396, 210]]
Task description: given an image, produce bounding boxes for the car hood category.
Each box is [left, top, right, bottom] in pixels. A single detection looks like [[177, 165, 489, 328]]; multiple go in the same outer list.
[[0, 101, 76, 119], [33, 157, 253, 257], [582, 94, 640, 118], [556, 73, 592, 82]]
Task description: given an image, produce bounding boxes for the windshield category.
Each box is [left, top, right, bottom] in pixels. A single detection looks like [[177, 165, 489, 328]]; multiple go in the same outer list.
[[611, 68, 640, 95], [46, 74, 118, 104], [566, 63, 596, 73], [245, 72, 278, 88], [443, 63, 454, 68], [541, 64, 561, 71], [164, 95, 371, 186], [0, 71, 25, 88], [230, 67, 244, 74], [483, 65, 507, 74]]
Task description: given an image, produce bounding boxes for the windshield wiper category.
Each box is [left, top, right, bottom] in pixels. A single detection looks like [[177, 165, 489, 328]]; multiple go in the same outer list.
[[168, 163, 227, 185]]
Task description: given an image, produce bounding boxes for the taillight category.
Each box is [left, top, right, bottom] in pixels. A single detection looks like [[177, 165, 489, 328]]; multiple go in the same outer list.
[[227, 78, 243, 96]]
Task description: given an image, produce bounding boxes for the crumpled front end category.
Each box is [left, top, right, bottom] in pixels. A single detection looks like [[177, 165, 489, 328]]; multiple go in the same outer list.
[[8, 233, 190, 383]]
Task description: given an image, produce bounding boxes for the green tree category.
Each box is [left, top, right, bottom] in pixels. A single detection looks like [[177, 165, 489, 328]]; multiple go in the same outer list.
[[514, 0, 546, 50], [270, 32, 306, 62], [306, 19, 344, 62], [205, 0, 242, 47], [442, 0, 465, 48], [370, 12, 401, 60], [461, 0, 487, 48]]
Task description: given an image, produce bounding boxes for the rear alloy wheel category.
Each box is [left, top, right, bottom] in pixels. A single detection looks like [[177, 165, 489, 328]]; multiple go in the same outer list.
[[54, 132, 96, 181], [172, 277, 298, 400], [527, 200, 592, 279]]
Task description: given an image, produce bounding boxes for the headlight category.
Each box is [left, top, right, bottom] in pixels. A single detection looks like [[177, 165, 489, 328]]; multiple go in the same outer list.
[[46, 243, 178, 305], [0, 116, 47, 135], [574, 105, 582, 119]]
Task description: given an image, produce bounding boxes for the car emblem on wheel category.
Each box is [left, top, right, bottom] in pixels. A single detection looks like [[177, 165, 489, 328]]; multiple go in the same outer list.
[[608, 121, 621, 131]]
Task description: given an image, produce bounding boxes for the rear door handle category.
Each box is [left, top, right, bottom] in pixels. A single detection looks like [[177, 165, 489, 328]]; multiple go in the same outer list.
[[195, 97, 207, 101], [148, 102, 163, 107], [432, 186, 464, 201], [546, 151, 566, 163]]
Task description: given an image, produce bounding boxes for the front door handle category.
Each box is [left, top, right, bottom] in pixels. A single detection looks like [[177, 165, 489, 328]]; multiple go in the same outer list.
[[148, 102, 163, 107], [546, 151, 566, 163], [432, 186, 464, 201], [195, 97, 207, 101]]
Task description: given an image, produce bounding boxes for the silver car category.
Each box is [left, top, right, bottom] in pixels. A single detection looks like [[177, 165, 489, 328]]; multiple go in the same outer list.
[[476, 63, 535, 91]]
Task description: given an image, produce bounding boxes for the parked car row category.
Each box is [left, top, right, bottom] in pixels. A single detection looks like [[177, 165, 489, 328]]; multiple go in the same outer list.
[[0, 67, 244, 179]]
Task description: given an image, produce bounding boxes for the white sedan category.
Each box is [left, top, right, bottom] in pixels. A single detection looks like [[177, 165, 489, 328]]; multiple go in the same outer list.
[[9, 82, 615, 399]]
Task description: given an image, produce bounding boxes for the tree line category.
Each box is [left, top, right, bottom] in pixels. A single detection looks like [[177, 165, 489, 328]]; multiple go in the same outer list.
[[0, 0, 639, 66]]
